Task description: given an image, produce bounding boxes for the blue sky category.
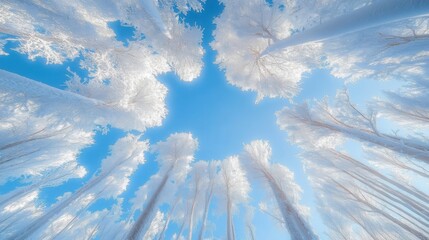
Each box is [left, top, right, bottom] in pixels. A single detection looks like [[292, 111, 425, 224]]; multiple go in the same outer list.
[[0, 1, 398, 239]]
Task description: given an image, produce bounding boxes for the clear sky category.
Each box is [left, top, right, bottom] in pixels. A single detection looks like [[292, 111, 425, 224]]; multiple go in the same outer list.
[[0, 1, 397, 239]]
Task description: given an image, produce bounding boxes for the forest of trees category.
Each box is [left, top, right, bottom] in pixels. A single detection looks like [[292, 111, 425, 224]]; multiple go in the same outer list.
[[0, 0, 428, 239]]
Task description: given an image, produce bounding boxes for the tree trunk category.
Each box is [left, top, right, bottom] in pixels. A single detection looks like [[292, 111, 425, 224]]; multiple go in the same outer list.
[[261, 0, 429, 55], [127, 170, 171, 240]]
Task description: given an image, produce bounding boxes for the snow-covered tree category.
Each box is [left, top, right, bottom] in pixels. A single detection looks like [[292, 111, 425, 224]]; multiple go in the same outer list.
[[0, 0, 204, 81], [303, 148, 429, 240], [218, 156, 250, 240], [0, 67, 169, 132], [143, 210, 165, 240], [127, 133, 198, 240], [245, 206, 256, 240], [324, 17, 429, 83], [212, 0, 429, 101], [183, 161, 208, 240], [0, 191, 43, 238], [242, 140, 317, 240], [157, 195, 182, 240], [0, 70, 95, 183], [1, 1, 428, 239], [212, 0, 324, 101], [0, 162, 86, 214], [277, 90, 429, 164], [117, 0, 205, 81], [95, 199, 129, 240], [6, 134, 147, 240], [197, 160, 219, 240], [277, 88, 429, 239], [374, 77, 429, 129], [168, 160, 219, 240]]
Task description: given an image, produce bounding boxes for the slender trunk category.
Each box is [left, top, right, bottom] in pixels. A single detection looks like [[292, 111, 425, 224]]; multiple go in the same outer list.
[[85, 210, 109, 240], [176, 214, 187, 240], [197, 188, 213, 240], [350, 171, 429, 231], [343, 210, 378, 240], [331, 149, 429, 203], [158, 200, 178, 240], [0, 170, 76, 209], [332, 178, 427, 239], [0, 148, 41, 166], [187, 185, 200, 240], [226, 196, 234, 240], [0, 202, 30, 230], [264, 171, 317, 240], [0, 126, 71, 151], [127, 169, 172, 240], [311, 119, 429, 164], [9, 177, 101, 240], [0, 211, 25, 233], [50, 182, 113, 240], [348, 171, 429, 227], [8, 154, 130, 240], [247, 223, 255, 240], [0, 184, 40, 209], [0, 69, 138, 130]]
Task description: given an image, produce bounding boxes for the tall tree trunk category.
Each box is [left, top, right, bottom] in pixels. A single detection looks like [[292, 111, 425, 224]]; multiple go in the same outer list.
[[158, 199, 178, 240], [9, 170, 108, 240], [197, 189, 213, 240], [311, 119, 429, 164], [226, 196, 234, 240], [332, 179, 427, 239], [265, 172, 317, 240], [127, 169, 171, 240], [261, 0, 429, 55], [176, 213, 187, 240], [10, 153, 132, 240], [187, 188, 199, 240]]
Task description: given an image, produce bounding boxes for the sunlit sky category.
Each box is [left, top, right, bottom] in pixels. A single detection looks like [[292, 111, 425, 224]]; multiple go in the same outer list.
[[0, 1, 403, 239]]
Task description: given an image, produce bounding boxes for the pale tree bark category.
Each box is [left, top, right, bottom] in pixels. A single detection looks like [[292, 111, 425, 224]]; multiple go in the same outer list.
[[261, 0, 429, 56], [197, 161, 218, 240], [127, 133, 197, 240], [243, 141, 317, 240], [127, 168, 172, 240], [157, 198, 179, 240]]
